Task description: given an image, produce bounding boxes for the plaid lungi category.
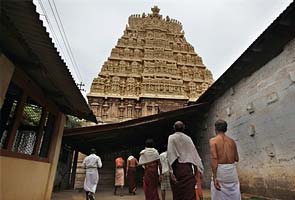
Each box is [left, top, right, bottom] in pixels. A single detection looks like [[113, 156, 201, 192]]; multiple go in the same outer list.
[[161, 172, 171, 190]]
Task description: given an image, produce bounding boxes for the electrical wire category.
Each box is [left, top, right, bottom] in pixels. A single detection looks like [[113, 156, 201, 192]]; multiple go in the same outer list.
[[38, 0, 83, 85], [38, 0, 66, 61], [48, 0, 84, 83]]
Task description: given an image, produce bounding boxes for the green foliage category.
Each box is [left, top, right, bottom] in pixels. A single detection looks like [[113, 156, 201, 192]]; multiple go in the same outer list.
[[22, 104, 42, 126], [65, 115, 82, 128]]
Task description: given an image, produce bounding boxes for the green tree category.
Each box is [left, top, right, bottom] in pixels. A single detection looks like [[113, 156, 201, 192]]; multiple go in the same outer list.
[[65, 115, 82, 128]]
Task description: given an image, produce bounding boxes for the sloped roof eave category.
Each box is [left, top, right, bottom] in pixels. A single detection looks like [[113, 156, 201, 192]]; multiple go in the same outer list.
[[0, 1, 97, 122]]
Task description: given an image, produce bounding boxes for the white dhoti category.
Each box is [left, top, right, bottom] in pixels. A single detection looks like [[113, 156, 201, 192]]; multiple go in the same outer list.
[[115, 168, 124, 186], [84, 168, 99, 193], [211, 163, 241, 200]]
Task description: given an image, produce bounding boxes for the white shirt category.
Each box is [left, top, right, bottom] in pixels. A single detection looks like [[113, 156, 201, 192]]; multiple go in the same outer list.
[[167, 132, 204, 174], [159, 151, 169, 174], [82, 154, 102, 171]]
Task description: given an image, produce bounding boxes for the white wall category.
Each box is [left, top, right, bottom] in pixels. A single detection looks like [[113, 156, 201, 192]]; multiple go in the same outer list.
[[198, 39, 295, 199]]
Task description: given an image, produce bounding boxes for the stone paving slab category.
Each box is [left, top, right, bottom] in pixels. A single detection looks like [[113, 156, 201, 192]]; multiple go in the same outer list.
[[52, 188, 268, 200], [52, 188, 211, 200]]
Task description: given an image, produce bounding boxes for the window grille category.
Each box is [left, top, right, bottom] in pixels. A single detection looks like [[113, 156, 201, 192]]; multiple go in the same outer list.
[[12, 130, 36, 155], [0, 83, 22, 149], [12, 98, 42, 155], [1, 82, 57, 160]]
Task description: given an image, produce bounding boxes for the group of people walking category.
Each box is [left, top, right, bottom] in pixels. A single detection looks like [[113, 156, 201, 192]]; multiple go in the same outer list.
[[82, 120, 241, 200], [113, 140, 172, 199], [114, 155, 138, 196]]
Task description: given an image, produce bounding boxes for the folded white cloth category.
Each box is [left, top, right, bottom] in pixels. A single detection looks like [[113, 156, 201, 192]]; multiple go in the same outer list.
[[128, 155, 134, 161], [159, 151, 170, 174], [217, 163, 239, 183], [138, 147, 159, 165], [167, 132, 204, 174], [211, 163, 241, 200]]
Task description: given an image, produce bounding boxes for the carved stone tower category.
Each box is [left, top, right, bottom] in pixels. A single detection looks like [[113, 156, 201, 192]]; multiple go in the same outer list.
[[88, 6, 213, 123]]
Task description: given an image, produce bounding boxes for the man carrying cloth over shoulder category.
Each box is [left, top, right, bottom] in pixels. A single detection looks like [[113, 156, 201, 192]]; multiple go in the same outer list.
[[210, 119, 241, 200], [167, 121, 204, 200], [138, 139, 161, 200]]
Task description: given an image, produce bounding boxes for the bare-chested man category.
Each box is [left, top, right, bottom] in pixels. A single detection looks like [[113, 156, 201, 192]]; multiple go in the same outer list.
[[209, 119, 241, 200], [126, 155, 138, 194]]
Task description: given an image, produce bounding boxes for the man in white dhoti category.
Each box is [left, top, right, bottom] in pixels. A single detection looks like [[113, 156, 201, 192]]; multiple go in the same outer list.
[[114, 156, 125, 196], [82, 148, 102, 200], [210, 119, 241, 200]]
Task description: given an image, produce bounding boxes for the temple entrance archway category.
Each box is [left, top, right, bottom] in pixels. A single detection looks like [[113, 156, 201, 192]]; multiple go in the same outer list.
[[63, 103, 207, 189]]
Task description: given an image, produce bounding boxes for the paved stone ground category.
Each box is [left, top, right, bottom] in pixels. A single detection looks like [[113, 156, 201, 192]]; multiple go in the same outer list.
[[51, 188, 269, 200], [51, 188, 211, 200]]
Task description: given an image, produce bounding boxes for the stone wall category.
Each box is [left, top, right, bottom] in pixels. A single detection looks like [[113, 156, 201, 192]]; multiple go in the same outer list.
[[198, 39, 295, 199], [88, 97, 187, 123], [74, 153, 86, 190], [88, 6, 213, 123], [74, 149, 144, 190]]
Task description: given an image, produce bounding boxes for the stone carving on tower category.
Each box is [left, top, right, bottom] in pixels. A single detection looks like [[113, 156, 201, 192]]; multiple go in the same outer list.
[[88, 6, 213, 123]]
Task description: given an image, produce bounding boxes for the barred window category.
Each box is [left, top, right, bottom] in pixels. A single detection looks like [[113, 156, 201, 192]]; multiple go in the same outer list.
[[0, 83, 22, 149], [12, 98, 43, 155]]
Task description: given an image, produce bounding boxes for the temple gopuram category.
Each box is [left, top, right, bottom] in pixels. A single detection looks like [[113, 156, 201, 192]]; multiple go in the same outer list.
[[88, 6, 213, 123]]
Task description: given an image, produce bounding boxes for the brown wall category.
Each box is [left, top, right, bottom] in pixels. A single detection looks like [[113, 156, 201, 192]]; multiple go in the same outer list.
[[89, 96, 187, 123], [0, 113, 65, 200], [0, 157, 51, 200], [0, 55, 67, 199]]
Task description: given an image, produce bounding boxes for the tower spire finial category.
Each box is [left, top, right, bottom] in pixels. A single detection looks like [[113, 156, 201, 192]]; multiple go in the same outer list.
[[151, 6, 160, 16]]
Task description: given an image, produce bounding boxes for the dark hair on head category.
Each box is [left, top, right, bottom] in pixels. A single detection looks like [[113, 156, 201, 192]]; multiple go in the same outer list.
[[145, 138, 155, 148], [90, 148, 96, 154], [173, 121, 185, 132], [215, 119, 227, 133]]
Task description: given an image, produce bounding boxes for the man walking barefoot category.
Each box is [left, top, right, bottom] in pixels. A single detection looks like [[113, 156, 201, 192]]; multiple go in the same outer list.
[[139, 139, 161, 200], [82, 148, 102, 200], [126, 155, 138, 195], [210, 119, 241, 200], [167, 121, 204, 200], [114, 156, 125, 196]]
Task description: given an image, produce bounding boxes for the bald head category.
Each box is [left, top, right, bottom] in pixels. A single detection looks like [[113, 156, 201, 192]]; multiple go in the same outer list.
[[174, 121, 185, 132]]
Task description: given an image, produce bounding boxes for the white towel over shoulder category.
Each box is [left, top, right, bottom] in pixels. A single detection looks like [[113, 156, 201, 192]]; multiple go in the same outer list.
[[138, 148, 159, 165], [167, 132, 204, 174]]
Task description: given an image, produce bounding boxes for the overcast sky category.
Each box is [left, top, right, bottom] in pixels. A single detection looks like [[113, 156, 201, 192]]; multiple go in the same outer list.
[[33, 0, 292, 97]]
